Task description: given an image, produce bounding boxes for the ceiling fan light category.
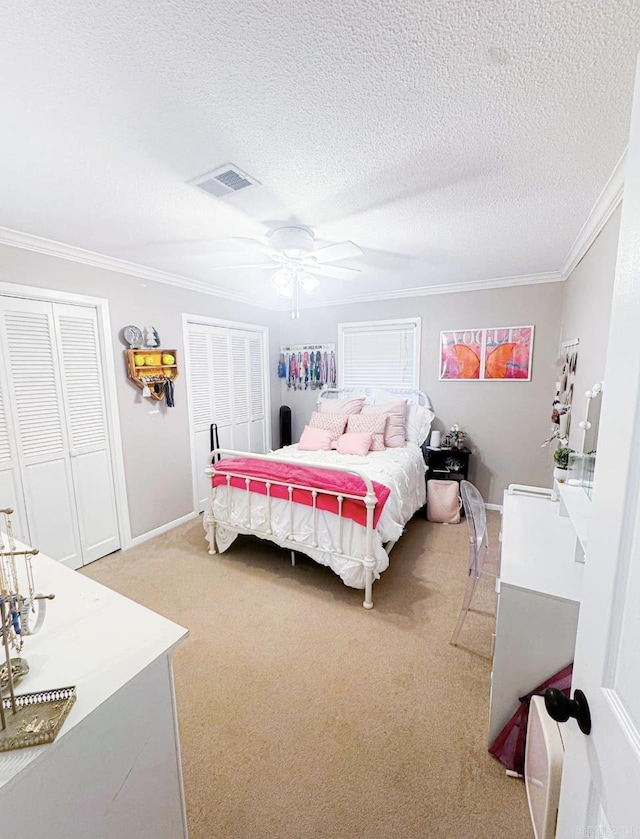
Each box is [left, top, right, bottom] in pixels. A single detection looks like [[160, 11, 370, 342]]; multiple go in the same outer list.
[[298, 272, 320, 293], [271, 269, 293, 297]]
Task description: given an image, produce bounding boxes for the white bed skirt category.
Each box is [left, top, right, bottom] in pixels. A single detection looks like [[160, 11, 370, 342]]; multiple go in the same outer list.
[[205, 442, 426, 589]]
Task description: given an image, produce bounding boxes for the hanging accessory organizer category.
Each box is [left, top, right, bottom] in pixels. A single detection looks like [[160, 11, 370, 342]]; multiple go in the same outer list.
[[280, 344, 336, 391], [125, 348, 179, 405]]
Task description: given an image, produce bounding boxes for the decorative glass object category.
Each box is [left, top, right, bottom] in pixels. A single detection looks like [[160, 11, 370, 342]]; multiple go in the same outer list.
[[567, 452, 585, 486], [582, 454, 596, 499], [566, 452, 596, 498]]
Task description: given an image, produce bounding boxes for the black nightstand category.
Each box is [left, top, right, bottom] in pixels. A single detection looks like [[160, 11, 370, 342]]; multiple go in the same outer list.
[[421, 445, 471, 516]]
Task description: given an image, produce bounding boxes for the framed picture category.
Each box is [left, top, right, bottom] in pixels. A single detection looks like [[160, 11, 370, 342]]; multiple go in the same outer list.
[[483, 325, 534, 380], [440, 329, 483, 380], [440, 325, 534, 381]]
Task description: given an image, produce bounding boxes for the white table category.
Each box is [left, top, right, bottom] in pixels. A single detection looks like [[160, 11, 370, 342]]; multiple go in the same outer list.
[[0, 540, 189, 838], [488, 489, 584, 745]]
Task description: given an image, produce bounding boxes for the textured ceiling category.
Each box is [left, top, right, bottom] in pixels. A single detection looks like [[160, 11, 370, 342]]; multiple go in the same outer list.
[[1, 0, 639, 307]]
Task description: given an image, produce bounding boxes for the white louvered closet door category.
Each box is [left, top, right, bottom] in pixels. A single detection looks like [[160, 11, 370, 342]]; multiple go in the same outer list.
[[0, 297, 82, 566], [0, 366, 29, 543], [186, 324, 215, 510], [0, 297, 119, 567], [186, 322, 267, 512], [247, 333, 266, 453], [53, 303, 120, 563]]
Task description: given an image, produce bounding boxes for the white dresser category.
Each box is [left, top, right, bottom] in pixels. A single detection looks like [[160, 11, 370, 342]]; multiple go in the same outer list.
[[488, 488, 584, 746], [0, 542, 189, 838]]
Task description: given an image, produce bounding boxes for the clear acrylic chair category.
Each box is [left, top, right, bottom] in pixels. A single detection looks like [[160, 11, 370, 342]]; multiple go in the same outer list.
[[450, 480, 501, 646]]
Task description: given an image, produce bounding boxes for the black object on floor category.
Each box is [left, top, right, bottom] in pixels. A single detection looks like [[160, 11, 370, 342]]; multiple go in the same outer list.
[[210, 422, 220, 463], [279, 405, 292, 447]]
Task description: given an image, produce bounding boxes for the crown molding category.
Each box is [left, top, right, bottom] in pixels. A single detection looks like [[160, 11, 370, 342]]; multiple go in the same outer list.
[[289, 270, 565, 311], [0, 226, 281, 308], [561, 149, 626, 279], [0, 227, 565, 313]]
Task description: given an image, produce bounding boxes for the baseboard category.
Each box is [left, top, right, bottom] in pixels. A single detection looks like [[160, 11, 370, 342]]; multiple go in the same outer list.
[[128, 511, 199, 548], [485, 503, 503, 512]]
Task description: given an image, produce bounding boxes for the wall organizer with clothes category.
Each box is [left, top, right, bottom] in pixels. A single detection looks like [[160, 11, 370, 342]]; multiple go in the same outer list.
[[278, 344, 336, 391], [543, 338, 579, 446]]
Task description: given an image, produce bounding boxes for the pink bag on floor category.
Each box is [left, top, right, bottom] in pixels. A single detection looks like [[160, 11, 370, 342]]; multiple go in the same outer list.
[[427, 480, 461, 523], [488, 664, 573, 774]]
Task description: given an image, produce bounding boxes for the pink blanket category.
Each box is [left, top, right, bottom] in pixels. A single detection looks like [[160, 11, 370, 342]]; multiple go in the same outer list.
[[211, 457, 390, 528]]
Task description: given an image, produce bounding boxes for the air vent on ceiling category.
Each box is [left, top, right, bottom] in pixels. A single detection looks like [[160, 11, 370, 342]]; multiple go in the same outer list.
[[190, 164, 260, 198]]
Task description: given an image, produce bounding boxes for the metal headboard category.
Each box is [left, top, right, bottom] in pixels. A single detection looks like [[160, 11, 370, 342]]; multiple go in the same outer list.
[[317, 386, 432, 409]]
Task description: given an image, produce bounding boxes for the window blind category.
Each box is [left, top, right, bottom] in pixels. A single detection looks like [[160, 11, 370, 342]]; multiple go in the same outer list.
[[339, 319, 420, 389]]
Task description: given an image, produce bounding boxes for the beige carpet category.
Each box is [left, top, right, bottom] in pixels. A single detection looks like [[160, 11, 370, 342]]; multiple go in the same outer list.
[[82, 512, 532, 839]]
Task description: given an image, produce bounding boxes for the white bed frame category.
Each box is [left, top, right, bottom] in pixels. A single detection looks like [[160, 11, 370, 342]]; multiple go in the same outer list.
[[204, 387, 431, 609]]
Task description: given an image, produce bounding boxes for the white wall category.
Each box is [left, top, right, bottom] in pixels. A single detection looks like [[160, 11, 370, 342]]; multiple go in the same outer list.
[[275, 282, 565, 505], [560, 205, 622, 451], [0, 244, 279, 539]]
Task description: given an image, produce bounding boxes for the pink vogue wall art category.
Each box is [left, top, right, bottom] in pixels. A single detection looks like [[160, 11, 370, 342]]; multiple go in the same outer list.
[[440, 326, 534, 381]]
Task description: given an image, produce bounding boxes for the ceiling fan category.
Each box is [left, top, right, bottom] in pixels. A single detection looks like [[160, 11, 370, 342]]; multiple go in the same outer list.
[[232, 225, 363, 317]]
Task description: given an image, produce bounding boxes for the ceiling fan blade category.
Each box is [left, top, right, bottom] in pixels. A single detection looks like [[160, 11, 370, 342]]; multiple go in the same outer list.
[[232, 237, 284, 261], [207, 263, 275, 271], [306, 241, 363, 264], [311, 264, 362, 281]]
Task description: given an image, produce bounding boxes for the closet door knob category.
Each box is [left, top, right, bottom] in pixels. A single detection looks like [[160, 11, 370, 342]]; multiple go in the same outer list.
[[544, 687, 592, 735]]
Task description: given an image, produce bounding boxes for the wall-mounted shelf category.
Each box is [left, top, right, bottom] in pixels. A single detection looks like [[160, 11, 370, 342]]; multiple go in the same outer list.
[[125, 349, 179, 401]]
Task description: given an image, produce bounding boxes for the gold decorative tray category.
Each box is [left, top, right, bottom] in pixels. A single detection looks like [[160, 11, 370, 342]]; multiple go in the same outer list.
[[0, 686, 77, 752]]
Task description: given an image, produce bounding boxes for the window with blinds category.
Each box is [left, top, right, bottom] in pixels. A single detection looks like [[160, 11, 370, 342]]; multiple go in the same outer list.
[[338, 318, 421, 389]]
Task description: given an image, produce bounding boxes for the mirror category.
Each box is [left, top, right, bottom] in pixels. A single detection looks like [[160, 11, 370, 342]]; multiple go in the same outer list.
[[579, 382, 603, 454], [578, 382, 602, 499]]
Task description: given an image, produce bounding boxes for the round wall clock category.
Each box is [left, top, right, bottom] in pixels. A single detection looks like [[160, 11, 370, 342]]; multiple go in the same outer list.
[[123, 325, 143, 348]]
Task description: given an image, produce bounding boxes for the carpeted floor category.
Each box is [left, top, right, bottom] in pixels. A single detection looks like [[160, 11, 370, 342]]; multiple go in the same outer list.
[[82, 511, 532, 839]]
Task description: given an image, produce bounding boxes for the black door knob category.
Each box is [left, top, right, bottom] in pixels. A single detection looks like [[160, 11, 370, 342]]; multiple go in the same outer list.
[[544, 688, 591, 735]]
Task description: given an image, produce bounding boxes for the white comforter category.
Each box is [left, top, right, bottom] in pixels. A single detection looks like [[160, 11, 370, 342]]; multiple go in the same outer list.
[[209, 443, 426, 589]]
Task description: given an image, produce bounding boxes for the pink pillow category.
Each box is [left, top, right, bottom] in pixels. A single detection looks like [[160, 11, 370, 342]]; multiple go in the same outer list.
[[362, 401, 407, 447], [347, 413, 386, 451], [319, 396, 365, 415], [335, 432, 372, 456], [298, 425, 334, 451], [308, 411, 348, 440]]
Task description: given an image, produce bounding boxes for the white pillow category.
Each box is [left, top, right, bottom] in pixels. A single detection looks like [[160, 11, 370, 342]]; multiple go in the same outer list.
[[374, 390, 408, 406], [406, 404, 435, 445]]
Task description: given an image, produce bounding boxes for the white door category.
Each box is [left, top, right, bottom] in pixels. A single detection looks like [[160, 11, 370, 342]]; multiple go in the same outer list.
[[555, 59, 640, 835], [0, 367, 29, 543], [0, 296, 83, 567], [53, 303, 120, 562], [185, 321, 268, 512], [0, 296, 120, 567]]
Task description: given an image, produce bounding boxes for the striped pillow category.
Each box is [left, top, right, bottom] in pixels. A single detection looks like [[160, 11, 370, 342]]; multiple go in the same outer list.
[[308, 411, 348, 441], [347, 412, 387, 451]]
